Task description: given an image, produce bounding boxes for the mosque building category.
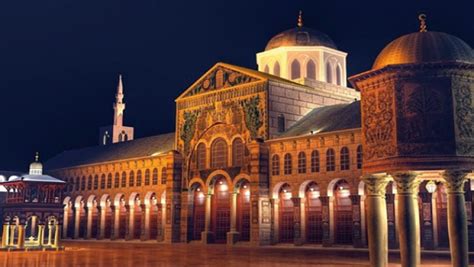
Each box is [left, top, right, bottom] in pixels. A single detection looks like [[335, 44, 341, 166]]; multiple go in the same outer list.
[[30, 12, 474, 266]]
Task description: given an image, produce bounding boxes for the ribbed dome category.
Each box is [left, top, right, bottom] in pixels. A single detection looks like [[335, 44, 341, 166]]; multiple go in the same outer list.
[[373, 31, 473, 70], [265, 26, 337, 51]]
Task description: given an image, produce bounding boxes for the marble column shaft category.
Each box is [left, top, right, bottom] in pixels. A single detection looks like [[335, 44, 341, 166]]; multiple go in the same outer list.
[[362, 174, 390, 267], [442, 170, 470, 267], [392, 172, 421, 267]]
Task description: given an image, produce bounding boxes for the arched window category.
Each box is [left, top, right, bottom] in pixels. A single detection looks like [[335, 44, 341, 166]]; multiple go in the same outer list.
[[326, 62, 333, 84], [264, 65, 269, 73], [161, 167, 167, 185], [232, 138, 244, 166], [129, 171, 135, 187], [340, 147, 350, 171], [100, 175, 105, 189], [136, 170, 142, 186], [196, 143, 206, 170], [107, 173, 112, 189], [82, 176, 87, 191], [94, 175, 99, 190], [278, 114, 285, 133], [284, 153, 292, 175], [272, 155, 280, 176], [291, 59, 301, 79], [273, 61, 280, 76], [114, 173, 120, 188], [326, 149, 335, 172], [336, 65, 342, 85], [211, 138, 228, 168], [144, 169, 150, 186], [311, 150, 320, 172], [75, 177, 80, 191], [306, 60, 316, 79], [152, 168, 158, 185], [357, 145, 363, 169], [298, 152, 306, 174], [121, 172, 127, 188]]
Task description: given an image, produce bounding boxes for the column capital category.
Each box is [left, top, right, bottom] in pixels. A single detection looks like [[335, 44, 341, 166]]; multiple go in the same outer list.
[[442, 169, 470, 193], [391, 171, 421, 194], [361, 174, 391, 196]]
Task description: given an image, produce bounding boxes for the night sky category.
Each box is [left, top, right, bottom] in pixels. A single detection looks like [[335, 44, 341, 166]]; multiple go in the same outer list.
[[1, 0, 473, 171]]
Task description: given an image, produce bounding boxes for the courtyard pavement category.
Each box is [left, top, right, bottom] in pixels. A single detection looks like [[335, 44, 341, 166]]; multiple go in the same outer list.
[[0, 240, 468, 266]]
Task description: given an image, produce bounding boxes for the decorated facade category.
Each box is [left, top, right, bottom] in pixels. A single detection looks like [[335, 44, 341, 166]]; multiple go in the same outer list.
[[43, 13, 473, 265]]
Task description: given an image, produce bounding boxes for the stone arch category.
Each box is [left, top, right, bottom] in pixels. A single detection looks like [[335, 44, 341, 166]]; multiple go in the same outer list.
[[74, 195, 84, 208], [358, 180, 365, 196], [86, 195, 97, 208], [233, 174, 251, 193], [272, 182, 293, 199], [128, 192, 140, 206], [298, 180, 320, 198], [114, 193, 125, 207], [273, 61, 281, 76], [144, 191, 157, 207], [100, 194, 111, 207], [206, 170, 233, 194], [327, 178, 349, 197], [63, 196, 72, 206]]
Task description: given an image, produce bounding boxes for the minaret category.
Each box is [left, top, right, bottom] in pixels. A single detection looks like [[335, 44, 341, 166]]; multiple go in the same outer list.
[[113, 74, 125, 126], [99, 74, 134, 145]]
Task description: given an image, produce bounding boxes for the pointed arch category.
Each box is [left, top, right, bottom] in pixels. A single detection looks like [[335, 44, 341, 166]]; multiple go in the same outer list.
[[336, 64, 342, 85], [326, 62, 333, 84], [291, 59, 301, 79], [273, 61, 281, 76]]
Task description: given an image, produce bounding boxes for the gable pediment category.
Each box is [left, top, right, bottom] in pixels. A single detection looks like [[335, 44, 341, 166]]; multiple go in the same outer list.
[[177, 63, 265, 99]]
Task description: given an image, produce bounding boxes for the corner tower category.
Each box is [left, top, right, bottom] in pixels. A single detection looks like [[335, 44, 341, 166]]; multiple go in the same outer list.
[[257, 11, 348, 87], [99, 74, 134, 145]]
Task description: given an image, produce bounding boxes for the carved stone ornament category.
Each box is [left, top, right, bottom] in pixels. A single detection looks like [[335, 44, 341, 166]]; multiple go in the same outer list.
[[361, 174, 391, 196], [362, 87, 396, 161], [441, 169, 470, 193], [453, 83, 474, 155], [391, 171, 422, 194]]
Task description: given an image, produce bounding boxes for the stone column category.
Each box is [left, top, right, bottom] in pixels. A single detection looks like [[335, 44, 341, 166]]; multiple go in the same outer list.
[[86, 207, 93, 239], [112, 206, 120, 240], [292, 197, 303, 246], [62, 209, 69, 239], [53, 224, 60, 248], [362, 174, 390, 267], [37, 224, 45, 246], [17, 225, 25, 249], [143, 205, 151, 241], [9, 225, 15, 246], [47, 223, 53, 245], [392, 172, 421, 267], [320, 196, 331, 247], [419, 191, 435, 250], [127, 206, 135, 240], [442, 170, 470, 267], [227, 192, 239, 245], [1, 224, 9, 248], [74, 208, 81, 239], [201, 193, 213, 244], [98, 206, 106, 240]]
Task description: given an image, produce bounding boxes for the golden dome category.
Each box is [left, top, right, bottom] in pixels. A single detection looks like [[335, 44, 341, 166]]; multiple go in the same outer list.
[[265, 26, 337, 51], [372, 31, 473, 70]]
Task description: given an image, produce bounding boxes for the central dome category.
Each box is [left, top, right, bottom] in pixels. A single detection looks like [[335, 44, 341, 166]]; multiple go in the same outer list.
[[372, 31, 473, 70], [265, 26, 337, 51]]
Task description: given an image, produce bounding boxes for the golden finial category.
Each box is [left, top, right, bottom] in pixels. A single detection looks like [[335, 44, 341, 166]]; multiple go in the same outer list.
[[297, 10, 303, 27], [35, 152, 39, 162], [418, 13, 427, 32]]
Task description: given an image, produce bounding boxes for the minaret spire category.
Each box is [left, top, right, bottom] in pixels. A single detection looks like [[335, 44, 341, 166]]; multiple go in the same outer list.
[[297, 10, 303, 27], [113, 74, 126, 126]]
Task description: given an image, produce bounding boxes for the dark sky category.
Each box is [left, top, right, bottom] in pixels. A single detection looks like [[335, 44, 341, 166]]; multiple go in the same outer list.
[[1, 0, 473, 171]]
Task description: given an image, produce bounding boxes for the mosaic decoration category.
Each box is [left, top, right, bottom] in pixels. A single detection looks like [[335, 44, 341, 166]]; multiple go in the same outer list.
[[185, 67, 258, 97], [241, 96, 264, 139], [180, 110, 200, 154]]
